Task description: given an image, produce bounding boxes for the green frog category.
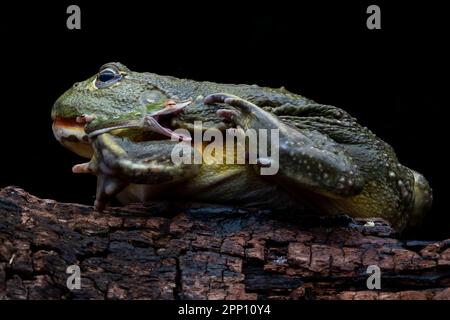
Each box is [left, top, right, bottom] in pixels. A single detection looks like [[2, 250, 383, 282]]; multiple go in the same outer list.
[[51, 62, 432, 231]]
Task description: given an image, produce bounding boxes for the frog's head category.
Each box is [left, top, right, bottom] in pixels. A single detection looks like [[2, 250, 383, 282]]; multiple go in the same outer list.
[[52, 62, 191, 158]]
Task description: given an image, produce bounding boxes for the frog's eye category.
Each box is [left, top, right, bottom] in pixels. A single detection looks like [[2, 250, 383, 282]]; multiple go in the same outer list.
[[98, 69, 116, 82], [95, 66, 122, 88]]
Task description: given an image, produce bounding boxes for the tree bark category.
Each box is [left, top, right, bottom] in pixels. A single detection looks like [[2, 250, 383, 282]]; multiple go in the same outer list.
[[0, 186, 449, 300]]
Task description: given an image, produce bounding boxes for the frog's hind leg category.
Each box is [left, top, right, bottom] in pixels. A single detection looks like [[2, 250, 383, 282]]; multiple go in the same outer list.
[[205, 93, 365, 199]]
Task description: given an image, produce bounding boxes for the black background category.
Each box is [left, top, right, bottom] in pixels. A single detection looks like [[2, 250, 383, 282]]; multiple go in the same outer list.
[[1, 1, 448, 239]]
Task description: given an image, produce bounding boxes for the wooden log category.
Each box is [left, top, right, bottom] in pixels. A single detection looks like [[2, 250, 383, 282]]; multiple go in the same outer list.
[[0, 186, 449, 300]]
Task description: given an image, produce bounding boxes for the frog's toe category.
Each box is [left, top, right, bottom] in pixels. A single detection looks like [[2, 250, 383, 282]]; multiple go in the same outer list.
[[94, 199, 106, 212], [205, 93, 254, 113], [94, 174, 127, 212], [204, 93, 235, 105], [72, 162, 95, 174], [216, 108, 240, 121], [75, 114, 96, 124]]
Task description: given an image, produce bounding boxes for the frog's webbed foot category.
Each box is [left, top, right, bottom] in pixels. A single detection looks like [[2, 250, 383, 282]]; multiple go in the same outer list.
[[94, 175, 128, 212], [72, 156, 128, 211], [74, 133, 200, 211], [205, 93, 365, 198]]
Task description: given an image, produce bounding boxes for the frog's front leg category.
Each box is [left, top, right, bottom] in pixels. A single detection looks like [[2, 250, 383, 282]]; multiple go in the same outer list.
[[74, 133, 200, 211], [204, 93, 364, 198]]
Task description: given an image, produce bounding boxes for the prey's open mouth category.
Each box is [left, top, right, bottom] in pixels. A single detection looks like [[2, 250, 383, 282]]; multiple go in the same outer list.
[[52, 99, 193, 158]]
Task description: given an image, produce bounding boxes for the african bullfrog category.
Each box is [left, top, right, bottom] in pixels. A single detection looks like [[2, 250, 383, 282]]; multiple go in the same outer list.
[[51, 62, 432, 231]]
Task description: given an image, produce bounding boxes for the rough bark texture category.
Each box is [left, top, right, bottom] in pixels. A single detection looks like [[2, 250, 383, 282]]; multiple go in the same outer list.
[[0, 186, 449, 300]]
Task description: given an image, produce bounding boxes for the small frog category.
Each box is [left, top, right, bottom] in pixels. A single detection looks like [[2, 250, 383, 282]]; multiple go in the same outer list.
[[51, 62, 432, 231]]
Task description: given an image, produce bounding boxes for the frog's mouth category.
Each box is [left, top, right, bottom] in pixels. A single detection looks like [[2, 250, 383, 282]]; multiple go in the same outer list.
[[52, 99, 193, 158], [84, 99, 193, 141], [52, 117, 93, 158]]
